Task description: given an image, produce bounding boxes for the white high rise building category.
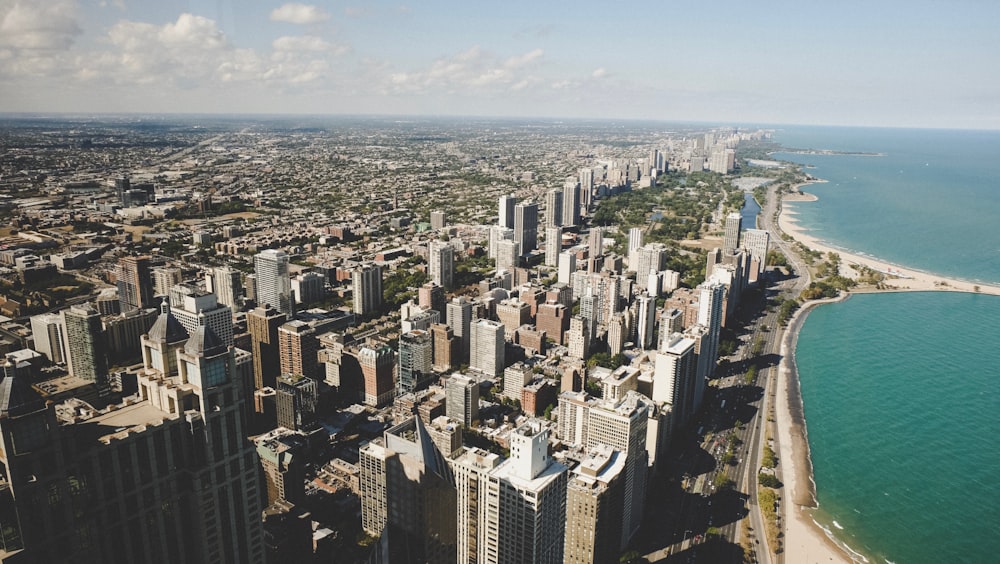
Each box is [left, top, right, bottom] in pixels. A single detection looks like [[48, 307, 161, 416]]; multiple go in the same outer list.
[[495, 239, 520, 272], [429, 240, 455, 290], [557, 251, 576, 285], [206, 265, 243, 308], [470, 318, 504, 378], [447, 372, 480, 426], [653, 333, 697, 425], [254, 249, 293, 317], [741, 228, 770, 282], [169, 285, 235, 347], [635, 243, 668, 291], [498, 194, 516, 228], [723, 212, 742, 254], [488, 225, 514, 260], [352, 263, 383, 315], [562, 179, 580, 226], [627, 227, 644, 267], [544, 189, 563, 228], [451, 447, 501, 564], [30, 312, 66, 364], [697, 281, 726, 379], [544, 226, 562, 267], [481, 421, 567, 564], [636, 293, 657, 350]]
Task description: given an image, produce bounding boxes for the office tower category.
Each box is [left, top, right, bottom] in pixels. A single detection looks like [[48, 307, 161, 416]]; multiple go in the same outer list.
[[627, 227, 644, 267], [723, 211, 742, 254], [446, 297, 473, 364], [62, 304, 109, 389], [495, 238, 520, 272], [636, 294, 657, 350], [291, 271, 325, 305], [255, 249, 294, 317], [255, 428, 307, 505], [446, 372, 480, 426], [429, 240, 455, 290], [30, 312, 66, 364], [654, 333, 697, 425], [557, 251, 576, 285], [152, 266, 183, 297], [206, 265, 243, 309], [430, 210, 447, 230], [697, 281, 726, 379], [169, 284, 235, 347], [586, 391, 652, 549], [470, 319, 504, 378], [564, 445, 626, 564], [451, 447, 501, 564], [102, 306, 157, 365], [544, 226, 562, 267], [278, 320, 320, 381], [566, 315, 590, 360], [513, 201, 539, 255], [1, 306, 265, 563], [635, 243, 668, 291], [562, 179, 580, 226], [116, 255, 154, 312], [742, 228, 770, 282], [352, 263, 383, 316], [545, 189, 563, 228], [398, 329, 434, 395], [488, 225, 514, 260], [481, 421, 568, 564], [275, 373, 318, 431], [359, 345, 395, 407], [249, 305, 285, 390], [498, 194, 516, 228], [360, 417, 457, 563], [430, 323, 455, 372]]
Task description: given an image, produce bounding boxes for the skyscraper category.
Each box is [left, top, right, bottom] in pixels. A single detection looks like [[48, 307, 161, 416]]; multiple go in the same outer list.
[[741, 228, 770, 282], [398, 329, 434, 395], [446, 297, 473, 364], [116, 255, 154, 312], [446, 372, 480, 426], [627, 226, 644, 268], [470, 319, 504, 378], [654, 333, 697, 426], [514, 201, 539, 255], [255, 249, 294, 317], [429, 240, 455, 290], [152, 266, 183, 297], [544, 189, 563, 228], [634, 243, 668, 291], [275, 373, 319, 431], [206, 265, 243, 308], [544, 226, 562, 267], [480, 421, 567, 564], [636, 293, 657, 350], [697, 281, 726, 379], [169, 284, 235, 347], [352, 263, 383, 316], [562, 179, 580, 226], [451, 447, 501, 564], [495, 239, 520, 272], [30, 311, 66, 364], [498, 194, 516, 228], [563, 445, 626, 564], [723, 211, 742, 254], [558, 251, 576, 285], [248, 305, 286, 390], [430, 323, 455, 372], [359, 345, 395, 407], [278, 320, 320, 381], [62, 304, 109, 391]]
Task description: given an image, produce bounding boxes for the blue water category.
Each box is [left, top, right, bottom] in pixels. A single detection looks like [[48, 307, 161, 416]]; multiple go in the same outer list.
[[773, 126, 1000, 285], [772, 126, 1000, 564]]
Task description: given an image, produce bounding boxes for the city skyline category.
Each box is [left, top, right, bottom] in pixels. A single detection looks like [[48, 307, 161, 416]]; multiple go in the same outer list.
[[1, 0, 998, 129]]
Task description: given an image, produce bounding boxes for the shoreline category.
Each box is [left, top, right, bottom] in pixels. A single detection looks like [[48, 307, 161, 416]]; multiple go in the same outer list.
[[771, 183, 1000, 564]]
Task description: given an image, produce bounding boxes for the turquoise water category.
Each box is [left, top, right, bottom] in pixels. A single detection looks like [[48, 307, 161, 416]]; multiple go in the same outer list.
[[795, 293, 1000, 564], [769, 126, 1000, 563]]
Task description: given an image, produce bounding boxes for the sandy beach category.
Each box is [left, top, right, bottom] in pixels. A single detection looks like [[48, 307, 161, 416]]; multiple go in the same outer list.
[[771, 187, 1000, 564], [778, 190, 1000, 296]]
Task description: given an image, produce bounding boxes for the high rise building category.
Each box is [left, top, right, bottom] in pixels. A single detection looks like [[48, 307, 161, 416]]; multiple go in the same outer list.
[[495, 299, 530, 340], [697, 281, 726, 379], [536, 302, 570, 346], [429, 240, 455, 290], [627, 227, 644, 268], [255, 427, 307, 506], [248, 305, 286, 390], [0, 304, 265, 563], [558, 251, 576, 285], [169, 284, 235, 347], [451, 447, 501, 564], [544, 226, 562, 267], [636, 294, 657, 350], [481, 421, 567, 564], [741, 228, 770, 282], [588, 228, 603, 269], [418, 282, 447, 314], [430, 323, 455, 373], [470, 319, 504, 378], [30, 311, 66, 364], [206, 265, 243, 309], [562, 179, 580, 227], [563, 445, 626, 564], [723, 212, 742, 254], [152, 266, 183, 297], [430, 210, 447, 230], [352, 263, 383, 316], [653, 333, 698, 427], [495, 239, 520, 272], [116, 255, 154, 312], [446, 372, 480, 426], [102, 306, 157, 365], [275, 373, 319, 431], [586, 391, 652, 549], [488, 225, 514, 260], [359, 417, 457, 563], [359, 345, 395, 407], [255, 249, 294, 317], [398, 329, 434, 395], [291, 271, 325, 305], [62, 304, 109, 391], [446, 297, 473, 364], [566, 315, 590, 360], [514, 201, 539, 255], [544, 189, 563, 228], [634, 243, 668, 291], [498, 194, 516, 228], [278, 320, 320, 381]]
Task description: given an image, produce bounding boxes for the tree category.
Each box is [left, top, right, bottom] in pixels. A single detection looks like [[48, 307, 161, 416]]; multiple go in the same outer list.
[[758, 473, 783, 488], [713, 473, 735, 490]]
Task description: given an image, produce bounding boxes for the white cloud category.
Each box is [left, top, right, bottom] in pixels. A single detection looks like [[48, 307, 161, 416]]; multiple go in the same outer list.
[[382, 46, 544, 95], [272, 35, 348, 55], [270, 3, 330, 25], [504, 48, 543, 69], [591, 67, 607, 79], [0, 0, 81, 51]]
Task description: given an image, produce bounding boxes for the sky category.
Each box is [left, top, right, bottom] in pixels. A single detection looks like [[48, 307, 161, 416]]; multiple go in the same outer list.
[[1, 0, 998, 129]]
